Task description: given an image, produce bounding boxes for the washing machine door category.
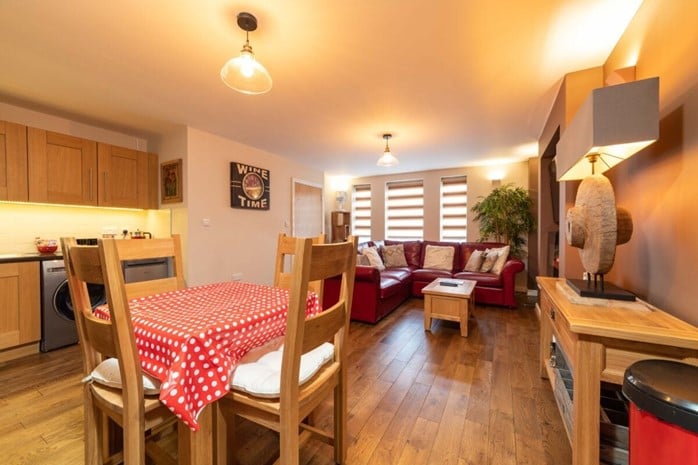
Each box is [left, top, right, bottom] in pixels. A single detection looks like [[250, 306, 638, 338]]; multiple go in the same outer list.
[[53, 280, 107, 320]]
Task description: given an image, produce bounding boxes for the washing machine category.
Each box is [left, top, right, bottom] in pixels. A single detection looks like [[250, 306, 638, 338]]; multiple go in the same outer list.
[[40, 259, 106, 352]]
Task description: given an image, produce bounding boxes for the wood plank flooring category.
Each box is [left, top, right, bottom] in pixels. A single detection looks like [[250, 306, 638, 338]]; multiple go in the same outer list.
[[0, 296, 571, 465]]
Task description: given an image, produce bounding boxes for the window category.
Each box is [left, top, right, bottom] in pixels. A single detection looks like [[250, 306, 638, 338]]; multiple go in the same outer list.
[[386, 179, 424, 240], [351, 184, 372, 244], [440, 175, 467, 241]]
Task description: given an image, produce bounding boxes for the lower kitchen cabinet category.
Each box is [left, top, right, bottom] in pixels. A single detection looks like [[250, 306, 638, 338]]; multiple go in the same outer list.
[[0, 262, 40, 352]]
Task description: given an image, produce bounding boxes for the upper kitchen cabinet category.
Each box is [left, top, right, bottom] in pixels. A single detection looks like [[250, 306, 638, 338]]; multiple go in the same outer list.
[[28, 128, 98, 205], [0, 120, 29, 201], [97, 144, 157, 209]]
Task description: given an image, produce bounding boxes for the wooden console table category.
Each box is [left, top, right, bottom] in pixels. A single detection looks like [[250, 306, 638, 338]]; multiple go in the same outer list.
[[537, 277, 698, 465]]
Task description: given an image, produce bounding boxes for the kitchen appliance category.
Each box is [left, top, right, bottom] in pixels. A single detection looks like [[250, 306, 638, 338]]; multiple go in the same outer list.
[[41, 258, 106, 352], [123, 257, 172, 283], [40, 237, 172, 352]]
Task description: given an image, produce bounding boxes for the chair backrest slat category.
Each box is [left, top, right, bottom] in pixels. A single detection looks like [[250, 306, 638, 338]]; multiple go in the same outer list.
[[281, 236, 356, 391], [274, 233, 325, 301]]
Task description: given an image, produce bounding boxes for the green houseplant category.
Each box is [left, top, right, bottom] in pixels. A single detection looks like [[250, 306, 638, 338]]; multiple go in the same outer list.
[[472, 183, 535, 258]]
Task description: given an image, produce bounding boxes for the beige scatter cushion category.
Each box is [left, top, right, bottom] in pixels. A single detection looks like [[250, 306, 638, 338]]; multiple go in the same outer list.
[[490, 245, 511, 275], [464, 250, 485, 272], [382, 244, 408, 268], [479, 250, 499, 273], [362, 247, 385, 271], [357, 254, 370, 266], [423, 245, 455, 271]]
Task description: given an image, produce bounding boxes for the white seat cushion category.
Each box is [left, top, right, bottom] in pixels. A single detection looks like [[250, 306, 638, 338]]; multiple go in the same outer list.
[[86, 358, 161, 395], [231, 342, 335, 398]]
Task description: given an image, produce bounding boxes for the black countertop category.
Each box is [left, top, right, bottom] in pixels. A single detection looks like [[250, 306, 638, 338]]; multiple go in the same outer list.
[[0, 252, 63, 264]]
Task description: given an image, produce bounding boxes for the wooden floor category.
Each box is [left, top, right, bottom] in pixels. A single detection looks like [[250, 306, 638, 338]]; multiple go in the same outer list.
[[0, 296, 571, 465]]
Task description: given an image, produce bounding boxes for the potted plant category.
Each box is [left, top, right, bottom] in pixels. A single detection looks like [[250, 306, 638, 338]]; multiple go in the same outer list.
[[472, 183, 535, 258]]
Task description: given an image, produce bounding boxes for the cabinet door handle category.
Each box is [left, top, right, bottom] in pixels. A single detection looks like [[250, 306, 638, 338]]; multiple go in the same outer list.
[[550, 308, 556, 321], [103, 172, 108, 202]]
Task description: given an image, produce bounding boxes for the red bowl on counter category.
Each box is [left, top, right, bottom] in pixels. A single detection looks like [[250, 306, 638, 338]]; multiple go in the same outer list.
[[35, 239, 58, 254]]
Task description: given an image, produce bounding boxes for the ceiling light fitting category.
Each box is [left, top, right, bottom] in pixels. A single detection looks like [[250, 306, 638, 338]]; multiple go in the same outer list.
[[377, 133, 399, 167], [220, 12, 272, 95]]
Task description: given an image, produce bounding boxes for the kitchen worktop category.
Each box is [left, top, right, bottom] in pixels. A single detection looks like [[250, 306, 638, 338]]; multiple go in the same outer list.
[[0, 252, 63, 264]]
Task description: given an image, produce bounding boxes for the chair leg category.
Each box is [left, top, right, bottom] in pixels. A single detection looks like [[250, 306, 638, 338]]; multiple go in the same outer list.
[[123, 410, 146, 465], [84, 387, 101, 465], [279, 412, 301, 465], [334, 381, 347, 464]]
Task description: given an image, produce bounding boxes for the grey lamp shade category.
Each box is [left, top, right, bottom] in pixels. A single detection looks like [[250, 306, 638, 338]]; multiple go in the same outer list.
[[556, 77, 659, 181]]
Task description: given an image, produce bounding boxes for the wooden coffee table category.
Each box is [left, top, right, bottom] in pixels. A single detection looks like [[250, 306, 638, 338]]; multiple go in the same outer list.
[[422, 278, 476, 337]]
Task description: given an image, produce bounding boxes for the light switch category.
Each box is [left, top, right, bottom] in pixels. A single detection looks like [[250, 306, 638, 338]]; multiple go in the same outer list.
[[202, 218, 211, 227]]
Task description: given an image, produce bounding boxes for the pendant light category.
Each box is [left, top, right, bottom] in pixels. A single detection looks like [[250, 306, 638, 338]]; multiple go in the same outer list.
[[220, 12, 272, 95], [377, 133, 399, 167]]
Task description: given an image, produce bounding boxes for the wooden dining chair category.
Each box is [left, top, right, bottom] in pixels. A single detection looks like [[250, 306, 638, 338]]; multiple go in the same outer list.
[[274, 232, 325, 302], [216, 235, 357, 465], [61, 235, 185, 465]]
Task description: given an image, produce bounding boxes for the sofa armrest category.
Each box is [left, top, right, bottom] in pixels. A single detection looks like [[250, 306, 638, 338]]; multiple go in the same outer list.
[[355, 265, 381, 283], [499, 258, 525, 304]]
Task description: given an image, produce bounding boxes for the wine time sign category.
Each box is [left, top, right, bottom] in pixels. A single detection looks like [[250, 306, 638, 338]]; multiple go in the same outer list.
[[230, 162, 270, 210]]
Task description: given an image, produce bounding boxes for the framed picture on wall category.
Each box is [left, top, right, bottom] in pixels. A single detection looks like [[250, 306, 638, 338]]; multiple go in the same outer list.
[[161, 159, 183, 204]]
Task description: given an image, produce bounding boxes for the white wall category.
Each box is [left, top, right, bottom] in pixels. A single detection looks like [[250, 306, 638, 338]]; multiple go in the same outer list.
[[182, 127, 323, 286]]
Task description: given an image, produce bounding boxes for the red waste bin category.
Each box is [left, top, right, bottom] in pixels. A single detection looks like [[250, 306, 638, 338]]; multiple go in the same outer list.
[[622, 359, 698, 465]]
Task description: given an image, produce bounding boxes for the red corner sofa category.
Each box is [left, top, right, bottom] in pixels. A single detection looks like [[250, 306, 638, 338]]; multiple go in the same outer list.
[[323, 239, 525, 324]]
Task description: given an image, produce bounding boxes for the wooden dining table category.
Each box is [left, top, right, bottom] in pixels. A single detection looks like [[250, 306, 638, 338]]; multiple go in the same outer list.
[[95, 280, 321, 465]]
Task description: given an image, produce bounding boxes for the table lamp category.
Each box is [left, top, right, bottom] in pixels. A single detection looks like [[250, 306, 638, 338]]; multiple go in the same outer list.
[[555, 77, 659, 300]]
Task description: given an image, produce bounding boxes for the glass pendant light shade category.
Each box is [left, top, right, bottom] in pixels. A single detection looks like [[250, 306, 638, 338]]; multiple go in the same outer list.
[[376, 150, 399, 167], [220, 12, 272, 95], [220, 44, 272, 95], [377, 134, 399, 167]]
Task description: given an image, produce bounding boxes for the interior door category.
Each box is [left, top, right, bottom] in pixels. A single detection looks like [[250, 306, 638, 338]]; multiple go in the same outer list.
[[292, 179, 323, 238]]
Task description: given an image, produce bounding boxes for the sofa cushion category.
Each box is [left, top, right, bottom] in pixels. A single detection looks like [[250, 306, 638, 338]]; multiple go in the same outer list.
[[480, 251, 498, 272], [386, 240, 422, 267], [357, 254, 370, 266], [423, 245, 455, 271], [382, 244, 408, 267], [458, 242, 507, 271], [453, 271, 503, 287], [464, 249, 485, 272], [382, 268, 412, 283], [490, 245, 511, 274], [412, 268, 453, 282], [379, 276, 405, 299], [420, 241, 460, 271], [362, 247, 385, 270]]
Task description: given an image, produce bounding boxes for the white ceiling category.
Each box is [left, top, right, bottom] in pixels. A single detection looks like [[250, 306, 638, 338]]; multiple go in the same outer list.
[[0, 0, 642, 177]]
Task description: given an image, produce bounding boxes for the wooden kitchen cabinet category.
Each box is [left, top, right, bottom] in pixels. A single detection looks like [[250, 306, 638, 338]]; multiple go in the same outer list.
[[0, 261, 40, 352], [98, 143, 157, 209], [28, 127, 98, 205], [537, 277, 698, 465], [26, 126, 159, 209], [0, 120, 29, 201]]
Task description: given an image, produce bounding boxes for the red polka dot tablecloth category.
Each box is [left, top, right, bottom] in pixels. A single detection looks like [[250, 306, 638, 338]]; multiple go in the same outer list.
[[94, 281, 320, 431]]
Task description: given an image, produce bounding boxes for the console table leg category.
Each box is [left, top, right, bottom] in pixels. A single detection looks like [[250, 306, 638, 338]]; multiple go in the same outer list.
[[572, 340, 603, 465]]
